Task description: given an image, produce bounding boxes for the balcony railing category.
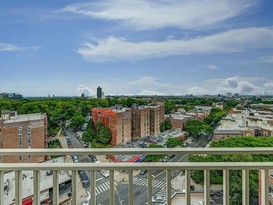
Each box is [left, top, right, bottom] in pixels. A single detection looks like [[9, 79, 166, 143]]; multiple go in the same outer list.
[[1, 148, 273, 205]]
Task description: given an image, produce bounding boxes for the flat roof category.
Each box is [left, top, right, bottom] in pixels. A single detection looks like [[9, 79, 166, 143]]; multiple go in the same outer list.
[[4, 157, 70, 204], [3, 113, 46, 124]]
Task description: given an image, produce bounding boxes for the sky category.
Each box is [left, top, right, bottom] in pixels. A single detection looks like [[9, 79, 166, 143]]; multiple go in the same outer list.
[[1, 0, 273, 97]]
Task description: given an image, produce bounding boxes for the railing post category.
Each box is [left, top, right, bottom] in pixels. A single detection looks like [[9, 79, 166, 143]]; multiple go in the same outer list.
[[109, 170, 115, 205], [185, 170, 191, 205], [260, 169, 269, 205], [0, 171, 4, 205], [72, 170, 77, 205], [129, 170, 134, 205], [90, 170, 96, 205], [223, 169, 229, 205], [15, 171, 22, 205], [166, 170, 172, 205], [147, 170, 152, 205], [242, 169, 249, 205], [33, 170, 40, 205], [204, 170, 210, 205], [53, 170, 59, 205]]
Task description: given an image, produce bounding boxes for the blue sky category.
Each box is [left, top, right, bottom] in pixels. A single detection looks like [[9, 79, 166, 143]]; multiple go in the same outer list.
[[1, 0, 273, 96]]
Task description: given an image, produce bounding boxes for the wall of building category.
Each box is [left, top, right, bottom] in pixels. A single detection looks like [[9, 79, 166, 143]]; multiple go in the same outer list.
[[115, 111, 132, 145], [0, 116, 47, 163], [132, 108, 150, 139]]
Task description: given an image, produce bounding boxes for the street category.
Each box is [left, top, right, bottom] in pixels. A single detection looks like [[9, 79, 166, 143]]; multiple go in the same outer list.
[[66, 128, 210, 205]]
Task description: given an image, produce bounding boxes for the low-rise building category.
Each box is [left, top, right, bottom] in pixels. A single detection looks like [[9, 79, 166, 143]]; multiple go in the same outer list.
[[213, 109, 273, 140], [3, 157, 71, 205]]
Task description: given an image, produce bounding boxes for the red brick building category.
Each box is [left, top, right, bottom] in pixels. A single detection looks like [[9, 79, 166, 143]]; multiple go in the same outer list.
[[0, 111, 47, 163], [92, 108, 132, 145]]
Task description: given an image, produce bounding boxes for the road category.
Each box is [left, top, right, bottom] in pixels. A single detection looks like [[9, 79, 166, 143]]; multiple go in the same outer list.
[[66, 128, 112, 204], [67, 129, 211, 205]]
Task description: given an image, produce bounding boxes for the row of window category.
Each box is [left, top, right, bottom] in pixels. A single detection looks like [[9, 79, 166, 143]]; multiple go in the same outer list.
[[18, 126, 32, 148]]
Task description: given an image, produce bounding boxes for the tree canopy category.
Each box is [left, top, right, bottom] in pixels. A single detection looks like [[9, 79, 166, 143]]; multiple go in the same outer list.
[[166, 137, 184, 148], [184, 120, 213, 139], [189, 137, 273, 205]]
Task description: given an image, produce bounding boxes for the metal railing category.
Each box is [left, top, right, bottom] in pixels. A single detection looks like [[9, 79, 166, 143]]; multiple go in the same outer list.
[[1, 148, 273, 205]]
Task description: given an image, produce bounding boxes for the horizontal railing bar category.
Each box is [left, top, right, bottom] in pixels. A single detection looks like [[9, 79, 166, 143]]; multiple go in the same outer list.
[[0, 162, 273, 171], [1, 148, 273, 155]]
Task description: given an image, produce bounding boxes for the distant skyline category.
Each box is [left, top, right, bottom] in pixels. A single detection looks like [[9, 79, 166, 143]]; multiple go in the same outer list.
[[1, 0, 273, 96]]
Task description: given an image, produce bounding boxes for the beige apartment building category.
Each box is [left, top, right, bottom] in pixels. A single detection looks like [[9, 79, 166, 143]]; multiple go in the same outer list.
[[132, 106, 150, 140]]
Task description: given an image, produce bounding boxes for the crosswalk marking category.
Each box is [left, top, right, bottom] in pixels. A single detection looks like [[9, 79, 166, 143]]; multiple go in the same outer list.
[[95, 181, 118, 196], [124, 177, 166, 189]]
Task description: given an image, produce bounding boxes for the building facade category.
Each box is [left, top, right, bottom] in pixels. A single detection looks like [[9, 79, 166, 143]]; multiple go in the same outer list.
[[92, 108, 132, 145], [97, 86, 102, 99], [132, 106, 150, 140], [0, 111, 47, 163], [149, 105, 165, 135]]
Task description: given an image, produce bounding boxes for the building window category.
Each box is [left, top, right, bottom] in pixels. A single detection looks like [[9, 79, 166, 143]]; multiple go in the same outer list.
[[18, 127, 22, 133], [27, 126, 31, 147], [19, 139, 22, 148], [19, 156, 22, 161], [28, 155, 31, 160]]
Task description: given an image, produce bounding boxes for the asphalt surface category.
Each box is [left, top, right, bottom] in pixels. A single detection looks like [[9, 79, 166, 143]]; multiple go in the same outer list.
[[66, 128, 211, 205]]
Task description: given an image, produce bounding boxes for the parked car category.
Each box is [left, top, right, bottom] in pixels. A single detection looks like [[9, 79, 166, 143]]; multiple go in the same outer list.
[[89, 155, 98, 162], [152, 195, 165, 203], [100, 170, 109, 178], [71, 155, 79, 163], [78, 170, 90, 188], [140, 170, 147, 175]]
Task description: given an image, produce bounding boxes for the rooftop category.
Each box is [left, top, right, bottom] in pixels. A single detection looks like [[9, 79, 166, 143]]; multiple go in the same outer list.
[[3, 157, 70, 204], [1, 111, 46, 124]]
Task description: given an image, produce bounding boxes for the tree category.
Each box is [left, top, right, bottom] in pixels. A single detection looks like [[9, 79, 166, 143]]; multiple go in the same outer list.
[[184, 120, 213, 139], [145, 144, 166, 162], [166, 138, 184, 148], [164, 101, 175, 114], [189, 137, 273, 205], [82, 129, 96, 143], [160, 119, 172, 132], [69, 115, 85, 130], [97, 127, 111, 145]]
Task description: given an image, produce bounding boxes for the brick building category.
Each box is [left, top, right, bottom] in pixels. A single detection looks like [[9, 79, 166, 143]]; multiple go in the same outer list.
[[132, 106, 150, 140], [149, 105, 165, 135], [0, 111, 47, 163], [92, 108, 132, 145]]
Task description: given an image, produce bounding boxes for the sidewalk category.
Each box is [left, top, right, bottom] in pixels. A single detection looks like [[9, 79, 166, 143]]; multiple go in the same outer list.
[[58, 136, 88, 205], [172, 174, 203, 192]]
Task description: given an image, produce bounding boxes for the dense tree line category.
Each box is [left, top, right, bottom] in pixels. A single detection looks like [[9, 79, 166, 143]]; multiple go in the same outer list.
[[184, 120, 213, 139], [82, 120, 112, 147], [0, 97, 146, 136], [189, 137, 273, 205]]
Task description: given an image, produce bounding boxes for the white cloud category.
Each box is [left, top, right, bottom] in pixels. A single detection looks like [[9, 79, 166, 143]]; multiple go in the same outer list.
[[128, 76, 174, 95], [186, 76, 273, 95], [60, 0, 258, 30], [258, 55, 273, 63], [104, 76, 273, 96], [0, 43, 39, 52], [206, 65, 220, 70], [76, 27, 273, 62], [77, 84, 95, 97]]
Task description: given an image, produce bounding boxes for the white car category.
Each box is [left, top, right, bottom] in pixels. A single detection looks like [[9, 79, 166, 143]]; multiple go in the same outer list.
[[152, 195, 165, 203], [100, 170, 109, 178]]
